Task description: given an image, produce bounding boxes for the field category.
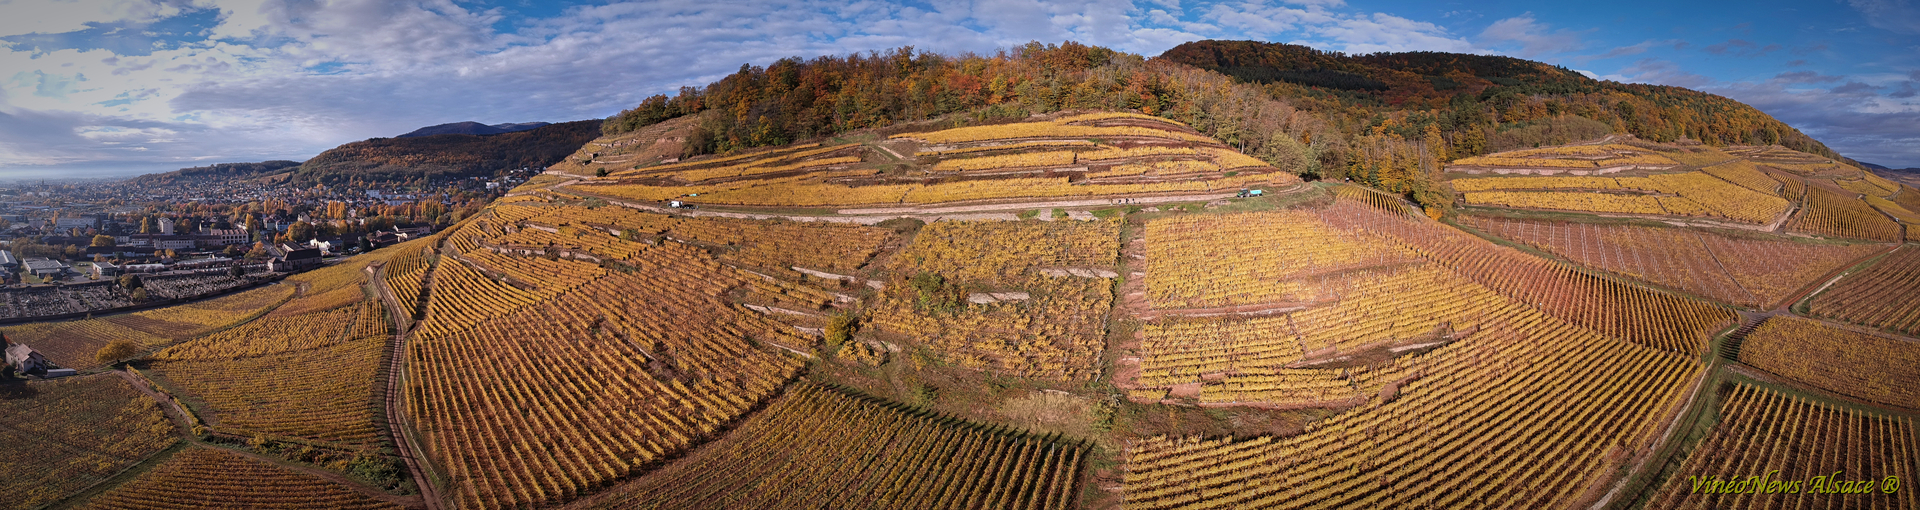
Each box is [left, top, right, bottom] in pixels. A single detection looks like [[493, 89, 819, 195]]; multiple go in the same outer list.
[[1648, 384, 1917, 509], [81, 447, 402, 510], [1459, 215, 1881, 307], [1808, 245, 1920, 335], [0, 375, 178, 510], [1739, 317, 1920, 409], [580, 383, 1085, 510]]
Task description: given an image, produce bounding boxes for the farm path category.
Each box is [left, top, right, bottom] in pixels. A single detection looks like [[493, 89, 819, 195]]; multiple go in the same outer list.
[[366, 262, 445, 510], [560, 182, 1310, 225]]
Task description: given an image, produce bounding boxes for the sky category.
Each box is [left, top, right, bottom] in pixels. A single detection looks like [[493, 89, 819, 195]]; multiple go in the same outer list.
[[0, 0, 1917, 181]]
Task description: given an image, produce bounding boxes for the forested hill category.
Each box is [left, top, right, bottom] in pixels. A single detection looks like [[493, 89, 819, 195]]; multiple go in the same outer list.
[[128, 160, 304, 186], [1156, 40, 1843, 162], [294, 120, 600, 184], [592, 40, 1850, 213]]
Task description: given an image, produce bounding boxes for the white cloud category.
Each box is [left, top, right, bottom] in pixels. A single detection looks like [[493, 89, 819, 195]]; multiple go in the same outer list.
[[1201, 0, 1332, 36], [1478, 13, 1583, 58], [1312, 13, 1473, 54], [0, 0, 189, 36], [1846, 0, 1920, 35]]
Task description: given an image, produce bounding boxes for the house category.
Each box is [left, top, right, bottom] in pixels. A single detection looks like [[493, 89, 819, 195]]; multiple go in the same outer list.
[[0, 250, 16, 270], [91, 261, 121, 277], [269, 248, 323, 272], [157, 217, 175, 235], [22, 258, 68, 277]]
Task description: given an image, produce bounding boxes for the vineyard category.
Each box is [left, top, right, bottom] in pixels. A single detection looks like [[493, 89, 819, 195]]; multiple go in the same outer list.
[[1316, 197, 1735, 354], [381, 236, 439, 319], [147, 301, 390, 448], [1786, 185, 1902, 241], [10, 107, 1919, 510], [1739, 317, 1920, 409], [892, 112, 1214, 145], [582, 383, 1085, 510], [81, 447, 402, 510], [1809, 245, 1920, 335], [1144, 209, 1420, 309], [0, 375, 178, 510], [1459, 215, 1881, 307], [1458, 170, 1789, 224], [407, 243, 810, 508], [568, 110, 1300, 208], [868, 220, 1119, 380], [1447, 143, 1680, 169], [1700, 160, 1783, 194], [1125, 309, 1699, 508], [1647, 384, 1917, 509]]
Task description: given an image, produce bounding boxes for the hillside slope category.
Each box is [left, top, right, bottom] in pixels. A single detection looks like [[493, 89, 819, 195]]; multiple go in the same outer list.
[[128, 160, 303, 187], [1156, 40, 1845, 163], [295, 120, 600, 184], [588, 41, 1854, 215]]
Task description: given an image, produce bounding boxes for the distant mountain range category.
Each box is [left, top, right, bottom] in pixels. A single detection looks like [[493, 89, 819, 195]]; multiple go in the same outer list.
[[1861, 162, 1920, 187], [398, 121, 552, 138]]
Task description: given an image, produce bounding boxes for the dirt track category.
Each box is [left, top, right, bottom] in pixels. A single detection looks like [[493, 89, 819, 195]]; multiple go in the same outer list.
[[561, 182, 1310, 225]]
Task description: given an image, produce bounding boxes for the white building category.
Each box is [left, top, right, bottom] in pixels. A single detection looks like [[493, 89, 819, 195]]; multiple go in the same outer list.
[[158, 217, 175, 235]]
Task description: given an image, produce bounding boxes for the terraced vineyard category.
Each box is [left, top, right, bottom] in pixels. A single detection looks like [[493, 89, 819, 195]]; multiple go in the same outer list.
[[1788, 185, 1902, 242], [565, 111, 1300, 208], [869, 220, 1118, 380]]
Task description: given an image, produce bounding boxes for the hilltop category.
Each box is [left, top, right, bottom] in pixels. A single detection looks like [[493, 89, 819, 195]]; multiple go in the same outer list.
[[127, 160, 304, 187], [396, 121, 552, 138], [1156, 40, 1846, 163], [292, 120, 600, 185]]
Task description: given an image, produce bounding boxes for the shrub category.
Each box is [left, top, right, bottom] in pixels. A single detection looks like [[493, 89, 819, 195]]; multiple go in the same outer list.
[[95, 339, 142, 364]]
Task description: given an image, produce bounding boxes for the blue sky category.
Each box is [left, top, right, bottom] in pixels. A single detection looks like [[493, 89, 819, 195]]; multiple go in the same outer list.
[[0, 0, 1916, 180]]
